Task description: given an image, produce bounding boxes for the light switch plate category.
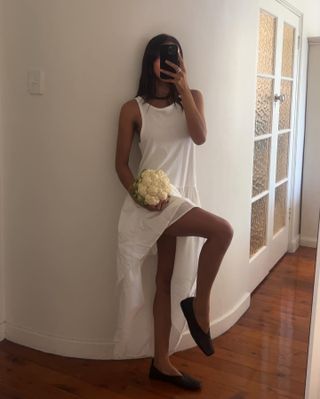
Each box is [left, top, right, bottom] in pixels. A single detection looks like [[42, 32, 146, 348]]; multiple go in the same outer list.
[[27, 69, 45, 94]]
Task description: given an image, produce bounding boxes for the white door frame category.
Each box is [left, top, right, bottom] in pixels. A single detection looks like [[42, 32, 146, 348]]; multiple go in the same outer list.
[[275, 0, 303, 252]]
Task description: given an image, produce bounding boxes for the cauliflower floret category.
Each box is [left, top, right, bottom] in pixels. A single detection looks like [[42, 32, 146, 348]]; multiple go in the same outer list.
[[132, 169, 172, 206]]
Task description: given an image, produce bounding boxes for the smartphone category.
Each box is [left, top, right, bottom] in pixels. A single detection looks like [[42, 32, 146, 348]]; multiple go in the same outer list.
[[160, 44, 179, 80]]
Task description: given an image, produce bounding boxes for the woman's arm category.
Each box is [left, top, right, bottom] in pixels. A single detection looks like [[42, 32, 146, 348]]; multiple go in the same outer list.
[[180, 88, 207, 145], [160, 54, 207, 145], [115, 101, 170, 211], [115, 101, 137, 194]]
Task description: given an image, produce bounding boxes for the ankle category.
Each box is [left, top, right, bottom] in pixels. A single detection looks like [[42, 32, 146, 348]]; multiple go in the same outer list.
[[193, 297, 209, 315], [153, 355, 170, 366]]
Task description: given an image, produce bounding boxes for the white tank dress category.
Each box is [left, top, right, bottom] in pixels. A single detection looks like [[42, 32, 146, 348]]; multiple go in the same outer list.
[[112, 95, 206, 359]]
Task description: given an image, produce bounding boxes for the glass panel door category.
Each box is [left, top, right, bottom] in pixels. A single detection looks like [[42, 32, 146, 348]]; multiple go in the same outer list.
[[249, 1, 299, 284]]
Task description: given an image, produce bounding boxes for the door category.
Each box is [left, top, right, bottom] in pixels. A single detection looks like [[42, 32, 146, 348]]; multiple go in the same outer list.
[[249, 0, 301, 289]]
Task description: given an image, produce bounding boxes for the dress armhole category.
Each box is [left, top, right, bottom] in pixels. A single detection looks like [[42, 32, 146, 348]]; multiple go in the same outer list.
[[134, 97, 144, 142]]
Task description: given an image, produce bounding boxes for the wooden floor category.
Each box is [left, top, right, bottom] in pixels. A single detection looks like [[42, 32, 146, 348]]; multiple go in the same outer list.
[[0, 246, 316, 399]]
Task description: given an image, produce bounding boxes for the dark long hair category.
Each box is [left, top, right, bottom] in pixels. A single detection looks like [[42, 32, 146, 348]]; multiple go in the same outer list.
[[136, 33, 184, 110]]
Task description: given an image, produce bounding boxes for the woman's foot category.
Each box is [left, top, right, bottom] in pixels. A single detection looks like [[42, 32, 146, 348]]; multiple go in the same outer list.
[[153, 357, 182, 376], [192, 297, 210, 333], [149, 358, 202, 390], [180, 296, 214, 356]]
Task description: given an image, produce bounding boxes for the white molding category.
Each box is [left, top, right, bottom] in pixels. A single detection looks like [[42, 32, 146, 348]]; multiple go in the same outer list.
[[308, 37, 320, 45], [286, 6, 304, 256], [0, 320, 5, 342], [4, 293, 251, 359], [288, 233, 300, 252], [300, 236, 318, 248], [275, 0, 303, 17], [5, 321, 115, 359]]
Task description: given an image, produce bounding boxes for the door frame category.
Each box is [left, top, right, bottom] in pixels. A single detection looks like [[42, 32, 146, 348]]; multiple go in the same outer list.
[[275, 0, 303, 253]]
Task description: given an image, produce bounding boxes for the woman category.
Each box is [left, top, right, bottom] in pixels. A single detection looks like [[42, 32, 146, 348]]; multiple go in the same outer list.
[[114, 33, 233, 390]]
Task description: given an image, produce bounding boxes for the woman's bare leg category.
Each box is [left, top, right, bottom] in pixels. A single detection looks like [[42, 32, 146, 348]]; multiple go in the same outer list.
[[162, 206, 233, 334], [153, 234, 182, 375], [152, 206, 233, 373]]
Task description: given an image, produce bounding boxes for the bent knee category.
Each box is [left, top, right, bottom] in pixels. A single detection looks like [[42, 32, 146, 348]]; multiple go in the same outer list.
[[212, 218, 234, 247], [225, 220, 234, 242]]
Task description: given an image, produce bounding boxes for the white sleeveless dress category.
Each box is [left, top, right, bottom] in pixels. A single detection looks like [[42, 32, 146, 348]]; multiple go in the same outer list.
[[112, 95, 206, 359]]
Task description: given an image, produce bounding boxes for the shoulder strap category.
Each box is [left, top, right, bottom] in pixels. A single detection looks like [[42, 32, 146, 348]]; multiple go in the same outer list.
[[134, 96, 146, 121]]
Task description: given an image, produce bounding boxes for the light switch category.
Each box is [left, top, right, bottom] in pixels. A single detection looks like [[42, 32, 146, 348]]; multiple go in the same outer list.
[[27, 69, 45, 94]]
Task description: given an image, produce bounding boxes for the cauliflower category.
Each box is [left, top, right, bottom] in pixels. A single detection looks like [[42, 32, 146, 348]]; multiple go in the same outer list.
[[131, 169, 171, 206]]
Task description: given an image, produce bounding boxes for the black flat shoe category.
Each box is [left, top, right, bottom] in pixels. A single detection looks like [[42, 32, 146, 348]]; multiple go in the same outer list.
[[149, 358, 201, 390], [180, 296, 214, 356]]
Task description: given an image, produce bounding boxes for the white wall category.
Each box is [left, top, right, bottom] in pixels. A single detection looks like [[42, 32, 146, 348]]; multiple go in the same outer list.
[[300, 39, 320, 248], [0, 0, 319, 359], [305, 219, 320, 399]]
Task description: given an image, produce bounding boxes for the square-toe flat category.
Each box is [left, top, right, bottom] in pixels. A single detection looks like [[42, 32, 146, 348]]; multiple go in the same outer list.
[[149, 358, 202, 390], [180, 296, 214, 356]]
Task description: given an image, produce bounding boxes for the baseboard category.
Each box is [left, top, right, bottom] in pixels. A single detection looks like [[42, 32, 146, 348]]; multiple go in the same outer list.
[[177, 292, 251, 352], [4, 292, 251, 360], [5, 322, 114, 359], [0, 319, 5, 341], [300, 236, 318, 248], [288, 234, 300, 252]]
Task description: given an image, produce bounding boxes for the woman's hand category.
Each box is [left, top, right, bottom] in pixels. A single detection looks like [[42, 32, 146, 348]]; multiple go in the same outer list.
[[144, 196, 170, 212], [160, 53, 189, 95]]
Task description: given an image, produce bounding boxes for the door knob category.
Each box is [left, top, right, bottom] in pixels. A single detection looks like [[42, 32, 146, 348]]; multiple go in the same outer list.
[[274, 94, 285, 103]]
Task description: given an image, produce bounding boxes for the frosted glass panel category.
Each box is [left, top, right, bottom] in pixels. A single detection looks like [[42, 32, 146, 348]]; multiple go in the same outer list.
[[279, 80, 292, 130], [276, 133, 290, 182], [255, 77, 274, 136], [258, 11, 276, 75], [282, 23, 295, 77], [250, 195, 268, 256], [252, 138, 271, 196], [274, 182, 287, 234]]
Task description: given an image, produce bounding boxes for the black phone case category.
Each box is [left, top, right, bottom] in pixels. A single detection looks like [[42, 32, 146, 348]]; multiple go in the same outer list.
[[160, 44, 179, 79]]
